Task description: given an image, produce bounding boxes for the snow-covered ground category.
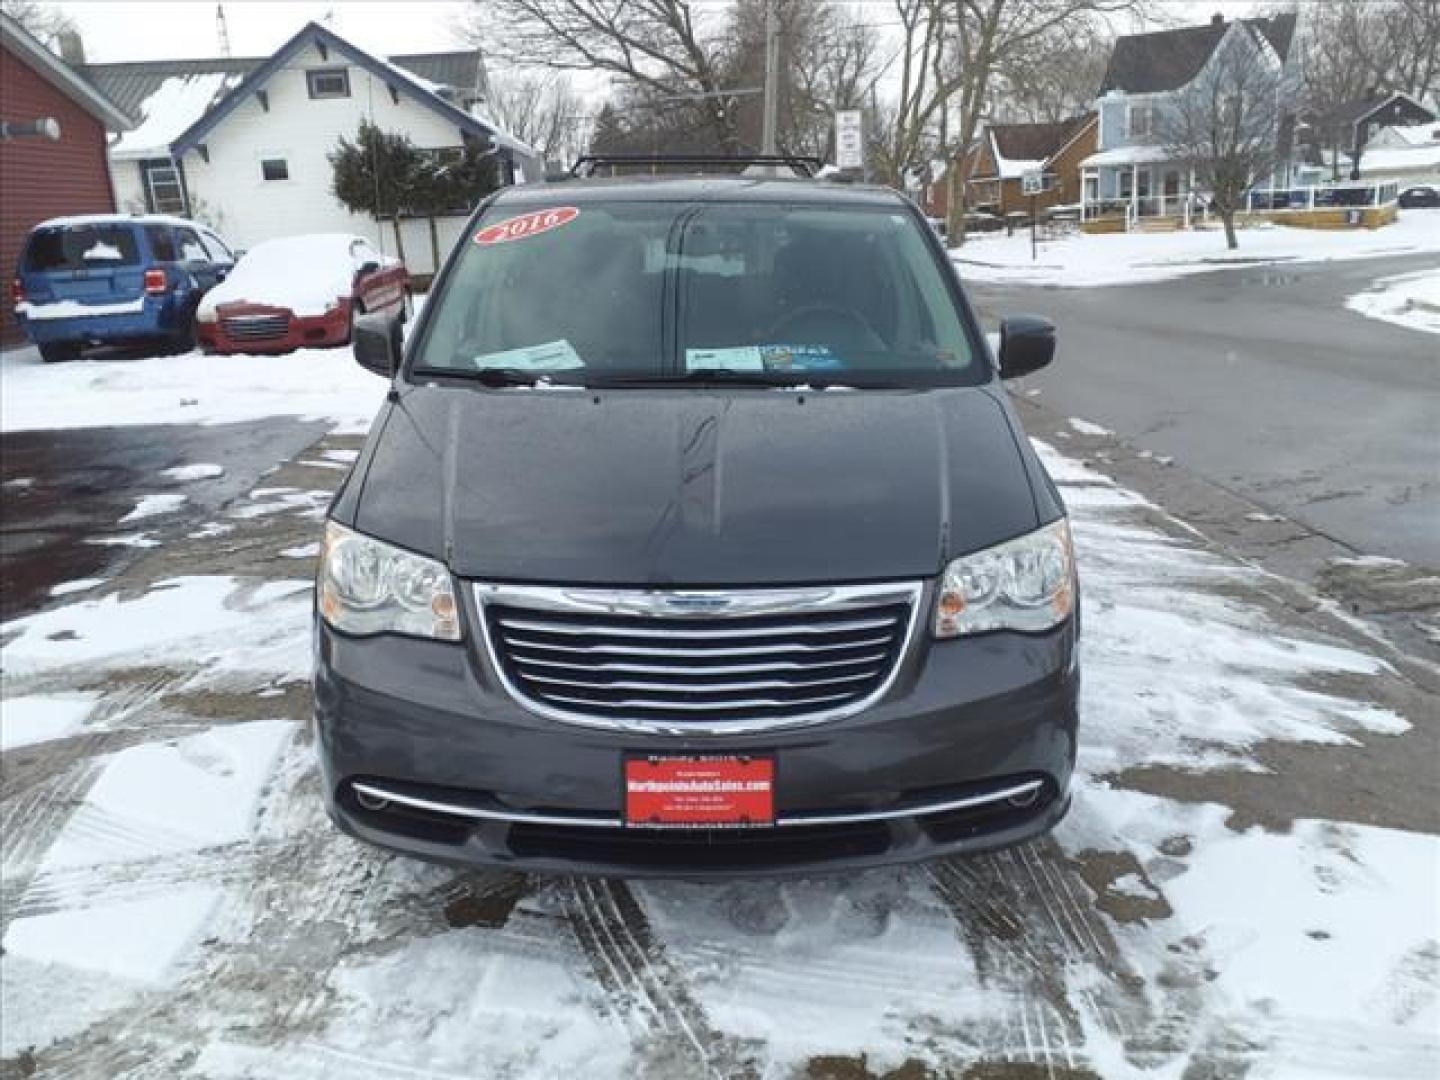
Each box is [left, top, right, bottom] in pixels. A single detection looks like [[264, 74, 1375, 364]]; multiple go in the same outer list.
[[0, 345, 385, 435], [1, 345, 1434, 1077], [952, 211, 1440, 287], [1346, 266, 1440, 335]]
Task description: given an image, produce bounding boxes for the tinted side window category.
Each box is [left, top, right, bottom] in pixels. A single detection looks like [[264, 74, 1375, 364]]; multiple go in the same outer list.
[[25, 225, 141, 270], [145, 226, 177, 263]]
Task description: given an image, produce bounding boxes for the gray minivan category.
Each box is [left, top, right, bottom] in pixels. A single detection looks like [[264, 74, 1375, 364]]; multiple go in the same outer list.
[[314, 163, 1077, 876]]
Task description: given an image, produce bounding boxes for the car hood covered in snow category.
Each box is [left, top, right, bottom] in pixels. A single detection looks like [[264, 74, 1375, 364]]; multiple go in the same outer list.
[[342, 385, 1055, 585], [197, 233, 393, 319]]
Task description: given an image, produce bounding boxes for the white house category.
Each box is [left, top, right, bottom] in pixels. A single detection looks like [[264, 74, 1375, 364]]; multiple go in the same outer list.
[[79, 22, 541, 275], [1351, 122, 1440, 186]]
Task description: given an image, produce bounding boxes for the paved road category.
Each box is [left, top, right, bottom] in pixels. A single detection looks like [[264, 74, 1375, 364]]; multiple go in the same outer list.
[[968, 252, 1439, 567]]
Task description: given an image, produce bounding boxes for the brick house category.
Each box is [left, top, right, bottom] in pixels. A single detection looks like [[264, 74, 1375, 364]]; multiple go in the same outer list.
[[963, 115, 1098, 217], [0, 15, 130, 346]]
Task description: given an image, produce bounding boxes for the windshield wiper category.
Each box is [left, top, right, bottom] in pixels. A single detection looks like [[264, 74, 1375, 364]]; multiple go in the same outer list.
[[467, 366, 575, 387], [588, 368, 796, 388]]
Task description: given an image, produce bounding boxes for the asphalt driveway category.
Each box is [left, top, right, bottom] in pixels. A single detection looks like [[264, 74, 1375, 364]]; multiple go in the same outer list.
[[968, 252, 1440, 567]]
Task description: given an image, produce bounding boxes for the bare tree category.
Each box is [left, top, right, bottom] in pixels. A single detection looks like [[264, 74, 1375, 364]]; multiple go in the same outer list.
[[466, 0, 742, 151], [484, 72, 589, 165], [995, 22, 1111, 123], [2, 0, 76, 46], [726, 0, 881, 158], [1163, 27, 1287, 251], [1301, 0, 1440, 177]]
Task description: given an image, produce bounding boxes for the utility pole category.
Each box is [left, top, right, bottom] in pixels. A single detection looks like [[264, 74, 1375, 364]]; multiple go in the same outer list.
[[761, 0, 780, 155], [215, 4, 231, 58]]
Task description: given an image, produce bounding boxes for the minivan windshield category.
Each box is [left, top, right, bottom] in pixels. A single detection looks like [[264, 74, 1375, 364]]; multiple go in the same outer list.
[[412, 201, 980, 387]]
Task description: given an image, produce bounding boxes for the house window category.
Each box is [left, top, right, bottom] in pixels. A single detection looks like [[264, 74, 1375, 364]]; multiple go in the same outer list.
[[261, 158, 290, 182], [1128, 105, 1153, 140], [1119, 170, 1133, 198], [141, 159, 186, 214], [307, 68, 350, 99]]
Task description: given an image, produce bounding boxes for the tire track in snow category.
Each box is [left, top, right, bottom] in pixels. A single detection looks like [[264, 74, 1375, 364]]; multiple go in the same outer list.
[[927, 840, 1146, 1067], [563, 876, 757, 1079]]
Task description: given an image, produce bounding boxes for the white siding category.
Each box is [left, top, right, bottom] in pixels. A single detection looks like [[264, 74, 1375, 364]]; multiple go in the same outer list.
[[163, 43, 483, 274]]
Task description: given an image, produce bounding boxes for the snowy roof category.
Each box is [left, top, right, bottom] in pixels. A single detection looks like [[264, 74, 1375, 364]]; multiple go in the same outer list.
[[33, 213, 202, 230], [1371, 123, 1440, 149], [110, 73, 241, 160], [1348, 144, 1440, 174], [1080, 145, 1172, 168]]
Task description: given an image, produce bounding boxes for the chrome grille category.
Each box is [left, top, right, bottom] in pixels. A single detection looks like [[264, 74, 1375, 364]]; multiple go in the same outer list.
[[221, 313, 289, 340], [476, 583, 922, 733]]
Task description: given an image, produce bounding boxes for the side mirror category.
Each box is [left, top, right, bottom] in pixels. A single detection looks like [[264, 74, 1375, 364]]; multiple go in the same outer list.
[[353, 309, 402, 378], [358, 260, 380, 276], [998, 314, 1055, 379]]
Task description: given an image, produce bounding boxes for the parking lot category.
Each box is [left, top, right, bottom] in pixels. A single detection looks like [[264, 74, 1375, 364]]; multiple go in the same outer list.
[[2, 269, 1436, 1076]]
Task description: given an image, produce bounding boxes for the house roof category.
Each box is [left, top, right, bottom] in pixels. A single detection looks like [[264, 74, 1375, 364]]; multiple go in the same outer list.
[[1318, 92, 1437, 130], [0, 12, 131, 131], [76, 28, 521, 162], [1099, 13, 1296, 95], [991, 116, 1094, 165], [969, 115, 1095, 180]]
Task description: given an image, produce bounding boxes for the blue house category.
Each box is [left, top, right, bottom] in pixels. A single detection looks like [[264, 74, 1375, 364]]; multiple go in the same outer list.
[[1079, 12, 1298, 228]]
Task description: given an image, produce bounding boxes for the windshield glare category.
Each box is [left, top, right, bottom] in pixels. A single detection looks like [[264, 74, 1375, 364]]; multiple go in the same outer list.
[[414, 201, 979, 386]]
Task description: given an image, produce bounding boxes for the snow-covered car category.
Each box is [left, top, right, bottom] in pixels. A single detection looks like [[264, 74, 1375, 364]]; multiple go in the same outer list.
[[1398, 185, 1440, 209], [196, 234, 409, 354]]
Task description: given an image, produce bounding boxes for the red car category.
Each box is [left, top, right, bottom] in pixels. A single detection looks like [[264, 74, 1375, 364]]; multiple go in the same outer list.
[[197, 233, 409, 353]]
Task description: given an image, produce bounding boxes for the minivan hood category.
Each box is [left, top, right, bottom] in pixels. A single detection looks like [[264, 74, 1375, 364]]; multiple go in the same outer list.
[[351, 386, 1041, 586]]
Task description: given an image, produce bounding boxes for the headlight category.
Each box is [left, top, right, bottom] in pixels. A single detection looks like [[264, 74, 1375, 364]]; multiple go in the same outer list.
[[933, 518, 1074, 637], [318, 521, 460, 641]]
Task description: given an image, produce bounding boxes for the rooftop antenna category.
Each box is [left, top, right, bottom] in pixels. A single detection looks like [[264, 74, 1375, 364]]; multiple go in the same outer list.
[[215, 4, 231, 58]]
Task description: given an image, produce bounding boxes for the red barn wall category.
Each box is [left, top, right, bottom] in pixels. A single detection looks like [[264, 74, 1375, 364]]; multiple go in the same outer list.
[[1, 41, 116, 345]]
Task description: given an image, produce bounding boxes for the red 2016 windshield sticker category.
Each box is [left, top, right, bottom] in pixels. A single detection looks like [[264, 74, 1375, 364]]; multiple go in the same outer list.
[[474, 206, 580, 246]]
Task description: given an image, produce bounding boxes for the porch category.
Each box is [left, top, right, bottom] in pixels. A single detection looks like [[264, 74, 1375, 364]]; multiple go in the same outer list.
[[1079, 148, 1200, 231]]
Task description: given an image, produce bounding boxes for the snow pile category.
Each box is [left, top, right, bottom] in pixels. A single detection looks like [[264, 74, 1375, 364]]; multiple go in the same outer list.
[[0, 576, 314, 683], [0, 344, 386, 434], [1346, 266, 1440, 335], [0, 693, 96, 751], [951, 211, 1440, 287], [110, 73, 239, 160], [197, 234, 397, 319]]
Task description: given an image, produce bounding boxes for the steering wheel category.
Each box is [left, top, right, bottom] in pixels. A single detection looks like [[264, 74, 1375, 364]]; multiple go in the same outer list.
[[765, 304, 885, 351]]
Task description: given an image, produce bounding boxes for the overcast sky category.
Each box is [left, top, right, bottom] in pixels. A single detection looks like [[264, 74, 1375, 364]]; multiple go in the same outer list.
[[56, 0, 1275, 65]]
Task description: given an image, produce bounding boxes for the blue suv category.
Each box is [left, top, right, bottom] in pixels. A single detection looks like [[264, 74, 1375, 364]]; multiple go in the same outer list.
[[12, 214, 236, 363]]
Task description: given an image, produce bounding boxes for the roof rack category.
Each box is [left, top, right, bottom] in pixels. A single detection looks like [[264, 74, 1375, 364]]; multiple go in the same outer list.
[[568, 153, 825, 179]]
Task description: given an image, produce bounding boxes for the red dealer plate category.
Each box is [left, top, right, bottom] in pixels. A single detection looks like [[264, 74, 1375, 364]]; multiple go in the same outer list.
[[624, 755, 775, 829]]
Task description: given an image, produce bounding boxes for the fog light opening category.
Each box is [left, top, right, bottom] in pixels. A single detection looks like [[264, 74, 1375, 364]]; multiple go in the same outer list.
[[355, 788, 390, 812], [1007, 786, 1041, 809]]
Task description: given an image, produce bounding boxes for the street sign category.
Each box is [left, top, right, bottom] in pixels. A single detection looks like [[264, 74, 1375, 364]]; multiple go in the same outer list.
[[1021, 170, 1045, 196], [835, 110, 864, 171]]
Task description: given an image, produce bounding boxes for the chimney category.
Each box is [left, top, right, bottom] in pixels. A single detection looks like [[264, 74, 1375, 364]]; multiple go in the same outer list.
[[1211, 13, 1224, 26], [56, 30, 85, 66]]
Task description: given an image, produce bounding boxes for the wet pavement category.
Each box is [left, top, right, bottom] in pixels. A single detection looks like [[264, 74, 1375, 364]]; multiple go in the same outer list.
[[968, 252, 1440, 567], [1, 419, 327, 620], [1, 409, 1435, 1079]]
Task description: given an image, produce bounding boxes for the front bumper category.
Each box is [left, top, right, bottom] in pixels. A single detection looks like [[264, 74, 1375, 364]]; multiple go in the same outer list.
[[314, 583, 1079, 878], [199, 306, 348, 354]]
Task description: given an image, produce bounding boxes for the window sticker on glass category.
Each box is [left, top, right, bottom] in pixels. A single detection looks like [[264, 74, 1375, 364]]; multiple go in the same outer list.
[[757, 345, 844, 371], [685, 347, 766, 371], [474, 207, 580, 246], [472, 340, 582, 371]]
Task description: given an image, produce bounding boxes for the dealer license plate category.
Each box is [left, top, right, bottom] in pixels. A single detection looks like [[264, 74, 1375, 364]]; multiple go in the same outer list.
[[624, 755, 775, 829]]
